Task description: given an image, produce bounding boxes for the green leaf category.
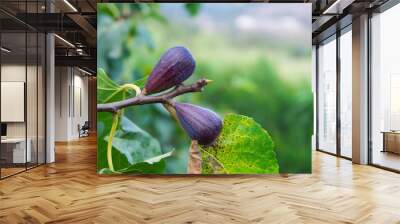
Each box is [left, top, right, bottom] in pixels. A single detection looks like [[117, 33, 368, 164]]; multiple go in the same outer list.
[[201, 114, 279, 174], [184, 3, 201, 17], [98, 168, 116, 174], [99, 159, 166, 174], [100, 115, 173, 174], [98, 68, 119, 90], [105, 116, 167, 164], [119, 160, 166, 174], [97, 69, 160, 173], [131, 76, 147, 89], [97, 68, 123, 103], [145, 151, 174, 164], [147, 6, 167, 24], [97, 68, 144, 103], [98, 3, 120, 19]]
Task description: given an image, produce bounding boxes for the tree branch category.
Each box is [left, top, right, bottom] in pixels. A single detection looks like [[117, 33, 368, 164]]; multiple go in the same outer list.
[[97, 79, 210, 113]]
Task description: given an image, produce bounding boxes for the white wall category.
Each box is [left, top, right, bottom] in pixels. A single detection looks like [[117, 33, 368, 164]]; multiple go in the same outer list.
[[1, 63, 46, 164], [54, 67, 89, 141], [1, 65, 25, 128], [1, 65, 41, 138], [55, 66, 69, 141], [1, 65, 26, 139], [72, 73, 89, 138]]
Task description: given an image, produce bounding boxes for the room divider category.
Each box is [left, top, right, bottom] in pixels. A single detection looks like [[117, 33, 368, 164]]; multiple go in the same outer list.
[[0, 1, 47, 179]]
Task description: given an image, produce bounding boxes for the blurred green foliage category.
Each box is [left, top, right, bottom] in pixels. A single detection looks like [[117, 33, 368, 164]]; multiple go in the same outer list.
[[184, 3, 202, 16], [97, 3, 312, 173]]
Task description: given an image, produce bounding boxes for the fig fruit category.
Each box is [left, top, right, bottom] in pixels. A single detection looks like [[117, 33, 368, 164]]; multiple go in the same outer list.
[[144, 46, 195, 94], [174, 103, 222, 146]]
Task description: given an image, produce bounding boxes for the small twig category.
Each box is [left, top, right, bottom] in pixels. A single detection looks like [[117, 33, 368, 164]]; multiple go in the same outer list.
[[97, 79, 210, 113]]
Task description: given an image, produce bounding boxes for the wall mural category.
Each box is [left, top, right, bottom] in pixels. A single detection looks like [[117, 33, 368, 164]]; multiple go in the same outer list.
[[97, 3, 312, 174]]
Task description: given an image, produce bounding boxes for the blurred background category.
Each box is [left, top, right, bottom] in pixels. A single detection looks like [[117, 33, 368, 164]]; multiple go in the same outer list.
[[98, 3, 313, 173]]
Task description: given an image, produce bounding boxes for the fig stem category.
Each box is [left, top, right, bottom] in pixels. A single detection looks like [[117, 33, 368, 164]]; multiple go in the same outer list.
[[163, 102, 179, 124], [97, 79, 209, 113], [120, 84, 141, 117], [107, 111, 120, 172], [121, 83, 141, 96], [103, 83, 141, 103]]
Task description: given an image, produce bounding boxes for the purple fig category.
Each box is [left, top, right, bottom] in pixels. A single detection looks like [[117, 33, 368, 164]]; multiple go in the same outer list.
[[144, 46, 196, 94], [174, 103, 222, 146]]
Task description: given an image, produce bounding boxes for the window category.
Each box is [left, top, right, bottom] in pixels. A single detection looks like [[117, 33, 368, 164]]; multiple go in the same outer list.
[[317, 36, 337, 154], [339, 28, 352, 158], [370, 3, 400, 171]]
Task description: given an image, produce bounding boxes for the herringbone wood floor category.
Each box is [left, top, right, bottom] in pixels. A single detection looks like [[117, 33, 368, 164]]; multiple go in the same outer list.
[[1, 135, 400, 224]]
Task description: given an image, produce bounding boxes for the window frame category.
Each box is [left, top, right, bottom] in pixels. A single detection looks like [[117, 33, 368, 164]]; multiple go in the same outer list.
[[315, 23, 353, 160]]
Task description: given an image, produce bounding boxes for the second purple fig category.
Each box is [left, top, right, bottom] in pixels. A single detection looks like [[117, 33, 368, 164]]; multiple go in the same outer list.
[[174, 103, 222, 146]]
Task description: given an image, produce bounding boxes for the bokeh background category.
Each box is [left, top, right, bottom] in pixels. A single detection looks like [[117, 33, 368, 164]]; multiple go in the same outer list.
[[98, 3, 312, 173]]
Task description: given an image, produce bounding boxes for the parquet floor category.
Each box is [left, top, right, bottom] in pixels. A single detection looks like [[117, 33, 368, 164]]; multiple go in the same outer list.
[[1, 167, 26, 178], [1, 135, 400, 224]]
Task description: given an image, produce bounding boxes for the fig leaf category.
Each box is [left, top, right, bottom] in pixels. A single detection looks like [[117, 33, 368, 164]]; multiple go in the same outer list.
[[97, 68, 146, 103], [201, 114, 279, 174], [98, 160, 166, 175]]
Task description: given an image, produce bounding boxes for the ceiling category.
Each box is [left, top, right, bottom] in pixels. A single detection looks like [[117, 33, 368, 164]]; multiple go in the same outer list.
[[0, 0, 394, 72], [311, 0, 391, 43], [0, 0, 97, 73]]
